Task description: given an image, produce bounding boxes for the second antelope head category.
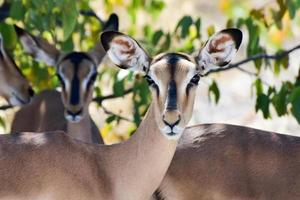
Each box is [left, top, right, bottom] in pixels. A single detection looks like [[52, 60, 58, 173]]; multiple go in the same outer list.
[[0, 34, 33, 106], [14, 14, 118, 122], [101, 29, 242, 140]]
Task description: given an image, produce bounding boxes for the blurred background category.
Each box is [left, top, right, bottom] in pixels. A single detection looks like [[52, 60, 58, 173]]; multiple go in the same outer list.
[[0, 0, 300, 143]]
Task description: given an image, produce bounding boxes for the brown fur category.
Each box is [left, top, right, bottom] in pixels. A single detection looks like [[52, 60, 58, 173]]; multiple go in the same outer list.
[[0, 43, 32, 105], [11, 90, 102, 144], [208, 34, 231, 53], [12, 26, 107, 144], [155, 124, 300, 200], [1, 102, 179, 200]]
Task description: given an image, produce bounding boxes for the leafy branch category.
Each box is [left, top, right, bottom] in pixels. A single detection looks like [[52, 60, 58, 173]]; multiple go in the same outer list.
[[92, 88, 133, 104], [206, 44, 300, 75], [0, 105, 12, 110]]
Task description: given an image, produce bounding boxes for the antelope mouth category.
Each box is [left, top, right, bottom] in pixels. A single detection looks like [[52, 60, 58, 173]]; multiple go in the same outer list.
[[65, 109, 84, 123]]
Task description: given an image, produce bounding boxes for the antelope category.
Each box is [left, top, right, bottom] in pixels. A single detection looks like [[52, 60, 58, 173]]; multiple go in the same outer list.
[[0, 28, 242, 199], [11, 14, 119, 144], [153, 124, 300, 200], [0, 33, 33, 106]]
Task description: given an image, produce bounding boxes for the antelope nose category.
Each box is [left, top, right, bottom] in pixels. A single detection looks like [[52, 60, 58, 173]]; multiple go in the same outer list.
[[67, 109, 83, 117], [28, 87, 34, 97], [163, 112, 181, 129]]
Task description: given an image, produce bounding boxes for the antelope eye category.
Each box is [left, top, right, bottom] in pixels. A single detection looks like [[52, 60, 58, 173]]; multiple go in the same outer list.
[[190, 74, 200, 85], [144, 75, 155, 86]]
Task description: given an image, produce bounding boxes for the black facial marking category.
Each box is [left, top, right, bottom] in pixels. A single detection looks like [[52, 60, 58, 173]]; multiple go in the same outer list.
[[167, 79, 177, 110], [152, 53, 191, 66], [0, 50, 3, 59], [167, 54, 179, 77], [70, 73, 80, 105], [59, 52, 95, 106]]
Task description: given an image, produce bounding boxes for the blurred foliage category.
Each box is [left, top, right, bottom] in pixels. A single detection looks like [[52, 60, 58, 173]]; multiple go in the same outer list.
[[0, 0, 300, 139]]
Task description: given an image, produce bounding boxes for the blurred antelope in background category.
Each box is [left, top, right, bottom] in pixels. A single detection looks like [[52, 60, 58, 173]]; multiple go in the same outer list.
[[0, 33, 33, 107], [11, 14, 119, 144]]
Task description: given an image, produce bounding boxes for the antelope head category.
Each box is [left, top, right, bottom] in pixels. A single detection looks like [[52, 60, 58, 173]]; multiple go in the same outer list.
[[101, 29, 242, 140], [0, 33, 33, 106], [14, 14, 119, 122]]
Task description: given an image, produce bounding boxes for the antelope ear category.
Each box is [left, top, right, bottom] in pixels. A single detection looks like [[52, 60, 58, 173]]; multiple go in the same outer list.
[[88, 13, 119, 65], [100, 31, 151, 73], [195, 28, 242, 75], [102, 13, 119, 32], [14, 25, 60, 66]]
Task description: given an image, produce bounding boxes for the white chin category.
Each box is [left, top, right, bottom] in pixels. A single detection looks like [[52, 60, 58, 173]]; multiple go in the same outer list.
[[66, 115, 82, 123], [160, 126, 184, 141]]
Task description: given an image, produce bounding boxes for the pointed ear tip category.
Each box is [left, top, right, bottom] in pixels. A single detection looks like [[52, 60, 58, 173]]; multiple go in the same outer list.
[[109, 13, 119, 21], [100, 31, 124, 51], [221, 28, 243, 49], [104, 13, 119, 31]]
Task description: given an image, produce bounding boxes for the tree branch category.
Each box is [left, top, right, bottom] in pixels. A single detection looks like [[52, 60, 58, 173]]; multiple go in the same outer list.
[[92, 88, 134, 103], [101, 105, 133, 122], [79, 10, 104, 25], [0, 105, 12, 110], [206, 44, 300, 75]]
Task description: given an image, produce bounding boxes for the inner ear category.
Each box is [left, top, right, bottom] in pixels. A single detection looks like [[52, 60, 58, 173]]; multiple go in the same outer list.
[[14, 25, 60, 67], [195, 28, 242, 75], [101, 31, 151, 73]]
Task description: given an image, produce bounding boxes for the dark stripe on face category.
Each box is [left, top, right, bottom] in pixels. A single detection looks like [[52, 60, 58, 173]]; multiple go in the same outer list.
[[167, 54, 179, 77], [152, 53, 192, 66], [166, 79, 177, 110], [70, 73, 80, 105], [61, 52, 95, 105]]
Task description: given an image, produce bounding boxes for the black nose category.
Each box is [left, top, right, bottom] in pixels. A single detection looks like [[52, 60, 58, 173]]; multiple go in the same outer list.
[[163, 117, 181, 129], [28, 87, 34, 97], [67, 109, 83, 117]]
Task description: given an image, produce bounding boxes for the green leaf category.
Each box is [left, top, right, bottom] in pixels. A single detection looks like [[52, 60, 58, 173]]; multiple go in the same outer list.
[[272, 84, 289, 116], [113, 78, 125, 97], [254, 79, 263, 96], [208, 81, 220, 104], [106, 115, 116, 123], [194, 18, 201, 38], [62, 2, 78, 41], [0, 24, 17, 49], [10, 0, 26, 20], [289, 87, 300, 123], [0, 116, 5, 129], [61, 35, 74, 51], [152, 30, 164, 45], [175, 16, 193, 38], [158, 33, 171, 52], [256, 94, 270, 118], [287, 0, 296, 19]]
